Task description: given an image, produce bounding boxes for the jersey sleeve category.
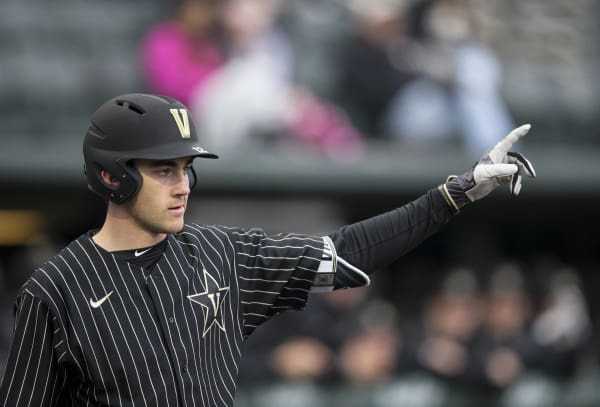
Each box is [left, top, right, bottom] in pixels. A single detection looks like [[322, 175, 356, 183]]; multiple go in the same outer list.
[[0, 293, 61, 407], [232, 229, 328, 335], [329, 187, 455, 288]]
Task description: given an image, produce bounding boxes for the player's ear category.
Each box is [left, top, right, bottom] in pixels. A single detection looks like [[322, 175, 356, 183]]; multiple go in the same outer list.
[[100, 169, 121, 189]]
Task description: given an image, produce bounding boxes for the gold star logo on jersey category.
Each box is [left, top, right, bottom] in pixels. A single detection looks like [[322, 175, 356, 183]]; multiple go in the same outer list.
[[187, 269, 230, 337]]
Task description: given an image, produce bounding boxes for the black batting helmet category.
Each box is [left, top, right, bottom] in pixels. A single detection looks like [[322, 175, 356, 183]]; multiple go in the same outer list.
[[83, 93, 218, 204]]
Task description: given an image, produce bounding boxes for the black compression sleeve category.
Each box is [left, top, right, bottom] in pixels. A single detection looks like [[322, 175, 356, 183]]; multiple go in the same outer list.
[[328, 187, 455, 276]]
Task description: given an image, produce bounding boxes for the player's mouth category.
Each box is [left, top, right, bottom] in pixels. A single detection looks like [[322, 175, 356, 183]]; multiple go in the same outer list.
[[168, 204, 186, 215]]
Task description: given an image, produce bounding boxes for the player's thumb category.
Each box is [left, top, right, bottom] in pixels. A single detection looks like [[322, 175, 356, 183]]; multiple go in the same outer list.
[[474, 163, 518, 183]]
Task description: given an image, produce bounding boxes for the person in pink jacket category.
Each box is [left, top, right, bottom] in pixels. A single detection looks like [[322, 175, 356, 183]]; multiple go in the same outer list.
[[140, 0, 224, 107]]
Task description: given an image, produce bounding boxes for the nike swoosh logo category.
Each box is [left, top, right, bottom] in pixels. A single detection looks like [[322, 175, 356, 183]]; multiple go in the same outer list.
[[134, 248, 152, 257], [90, 291, 114, 308]]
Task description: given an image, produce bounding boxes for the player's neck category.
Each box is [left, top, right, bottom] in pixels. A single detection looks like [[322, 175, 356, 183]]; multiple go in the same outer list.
[[92, 206, 167, 252]]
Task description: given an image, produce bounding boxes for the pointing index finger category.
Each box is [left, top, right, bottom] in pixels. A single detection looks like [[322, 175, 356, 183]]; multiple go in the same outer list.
[[488, 124, 531, 163], [494, 124, 531, 154]]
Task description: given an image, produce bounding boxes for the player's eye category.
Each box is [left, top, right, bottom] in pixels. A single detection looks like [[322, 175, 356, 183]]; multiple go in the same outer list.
[[158, 168, 171, 176]]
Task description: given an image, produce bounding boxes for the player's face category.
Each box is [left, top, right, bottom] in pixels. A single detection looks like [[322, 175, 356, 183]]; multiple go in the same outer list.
[[125, 157, 194, 235]]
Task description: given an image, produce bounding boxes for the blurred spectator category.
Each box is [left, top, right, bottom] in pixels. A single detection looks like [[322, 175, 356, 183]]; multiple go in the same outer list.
[[140, 0, 224, 106], [411, 267, 483, 386], [473, 262, 535, 391], [465, 261, 590, 395], [336, 295, 402, 385], [239, 285, 402, 386], [191, 0, 364, 161], [336, 0, 416, 139], [401, 260, 593, 406], [337, 0, 514, 156], [278, 0, 356, 101], [530, 266, 591, 377], [499, 264, 593, 407]]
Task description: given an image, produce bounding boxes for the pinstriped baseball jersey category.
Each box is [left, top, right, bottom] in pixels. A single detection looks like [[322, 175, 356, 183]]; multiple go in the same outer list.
[[0, 223, 330, 406]]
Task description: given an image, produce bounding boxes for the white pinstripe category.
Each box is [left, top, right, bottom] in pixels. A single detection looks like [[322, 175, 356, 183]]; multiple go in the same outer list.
[[83, 243, 148, 405], [126, 264, 180, 406], [25, 302, 49, 406], [10, 296, 36, 405], [64, 248, 127, 405], [162, 255, 206, 406], [151, 264, 196, 407], [108, 256, 160, 405], [184, 229, 237, 405]]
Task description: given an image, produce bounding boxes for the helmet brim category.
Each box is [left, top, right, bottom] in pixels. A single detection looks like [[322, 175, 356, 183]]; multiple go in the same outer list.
[[122, 142, 219, 161]]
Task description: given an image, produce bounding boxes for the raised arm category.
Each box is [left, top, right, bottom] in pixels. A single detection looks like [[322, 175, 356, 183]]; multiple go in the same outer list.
[[328, 125, 536, 289]]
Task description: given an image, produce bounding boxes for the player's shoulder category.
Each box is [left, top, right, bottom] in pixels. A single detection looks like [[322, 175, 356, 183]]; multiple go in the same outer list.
[[178, 223, 262, 240], [176, 223, 271, 254], [21, 234, 92, 298], [178, 223, 322, 245]]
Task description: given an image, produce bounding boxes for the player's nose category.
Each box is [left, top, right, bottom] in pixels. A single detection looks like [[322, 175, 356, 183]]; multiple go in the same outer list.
[[174, 169, 191, 196]]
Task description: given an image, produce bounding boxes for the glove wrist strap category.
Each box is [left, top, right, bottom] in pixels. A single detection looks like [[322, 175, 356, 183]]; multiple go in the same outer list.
[[440, 175, 472, 213], [438, 182, 460, 214]]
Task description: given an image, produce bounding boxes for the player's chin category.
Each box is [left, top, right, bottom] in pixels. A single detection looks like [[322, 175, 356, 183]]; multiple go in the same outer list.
[[160, 218, 185, 234], [170, 219, 186, 234]]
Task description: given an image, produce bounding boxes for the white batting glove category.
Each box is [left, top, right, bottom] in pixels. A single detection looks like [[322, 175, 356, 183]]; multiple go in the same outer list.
[[440, 124, 536, 212]]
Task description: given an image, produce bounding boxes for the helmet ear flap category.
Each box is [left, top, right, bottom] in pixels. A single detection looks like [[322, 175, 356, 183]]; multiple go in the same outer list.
[[90, 160, 142, 204], [113, 162, 143, 204], [188, 166, 197, 190]]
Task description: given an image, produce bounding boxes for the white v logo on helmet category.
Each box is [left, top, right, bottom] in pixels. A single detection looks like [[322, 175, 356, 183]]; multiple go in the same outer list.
[[169, 108, 191, 138]]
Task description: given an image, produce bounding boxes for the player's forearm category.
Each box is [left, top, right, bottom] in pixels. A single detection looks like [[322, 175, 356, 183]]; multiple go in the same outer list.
[[328, 187, 454, 278]]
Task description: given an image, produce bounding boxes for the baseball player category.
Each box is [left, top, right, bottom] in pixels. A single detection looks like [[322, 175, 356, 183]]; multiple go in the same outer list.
[[0, 93, 535, 406]]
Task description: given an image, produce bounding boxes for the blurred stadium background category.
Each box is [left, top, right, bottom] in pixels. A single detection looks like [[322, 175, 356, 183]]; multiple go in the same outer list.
[[1, 0, 600, 406]]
